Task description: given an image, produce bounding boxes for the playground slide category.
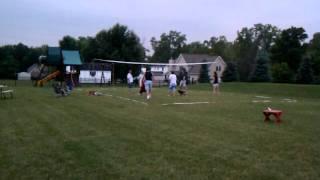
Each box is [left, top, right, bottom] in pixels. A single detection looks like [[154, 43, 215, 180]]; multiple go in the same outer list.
[[37, 70, 60, 86]]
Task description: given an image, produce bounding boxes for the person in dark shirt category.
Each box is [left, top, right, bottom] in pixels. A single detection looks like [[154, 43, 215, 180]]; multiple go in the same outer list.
[[212, 71, 220, 95], [144, 68, 153, 100]]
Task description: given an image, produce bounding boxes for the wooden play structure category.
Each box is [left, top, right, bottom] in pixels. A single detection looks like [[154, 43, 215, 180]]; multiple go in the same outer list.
[[34, 47, 82, 87]]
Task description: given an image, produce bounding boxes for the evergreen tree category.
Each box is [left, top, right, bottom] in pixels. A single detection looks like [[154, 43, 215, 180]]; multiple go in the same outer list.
[[250, 48, 271, 82], [199, 63, 210, 83], [222, 61, 238, 82], [296, 57, 314, 84]]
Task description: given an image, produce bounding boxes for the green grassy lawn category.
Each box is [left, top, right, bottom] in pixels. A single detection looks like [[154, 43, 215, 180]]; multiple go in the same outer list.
[[0, 81, 320, 179]]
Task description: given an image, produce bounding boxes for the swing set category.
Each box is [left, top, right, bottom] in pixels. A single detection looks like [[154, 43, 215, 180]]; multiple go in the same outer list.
[[86, 62, 112, 86]]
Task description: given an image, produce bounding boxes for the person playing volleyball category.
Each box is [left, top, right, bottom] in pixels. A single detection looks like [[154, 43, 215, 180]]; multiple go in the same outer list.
[[212, 71, 220, 95], [144, 67, 153, 100], [168, 71, 177, 96], [138, 71, 146, 95]]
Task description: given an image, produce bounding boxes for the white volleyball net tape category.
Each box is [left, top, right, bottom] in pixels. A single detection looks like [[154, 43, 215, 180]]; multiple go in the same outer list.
[[94, 59, 217, 66]]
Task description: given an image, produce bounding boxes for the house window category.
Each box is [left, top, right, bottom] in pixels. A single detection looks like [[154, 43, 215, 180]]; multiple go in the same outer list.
[[216, 66, 221, 72]]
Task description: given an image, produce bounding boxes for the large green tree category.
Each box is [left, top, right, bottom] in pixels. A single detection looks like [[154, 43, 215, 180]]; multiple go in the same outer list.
[[308, 33, 320, 78], [270, 27, 308, 72], [234, 27, 257, 81], [22, 46, 46, 69], [181, 41, 209, 54], [151, 31, 187, 62], [2, 56, 19, 78], [0, 44, 45, 78], [95, 24, 145, 79], [271, 62, 293, 83], [234, 24, 279, 81], [252, 24, 280, 51], [59, 35, 79, 50], [95, 24, 145, 60], [296, 57, 314, 84], [13, 43, 29, 64], [78, 36, 98, 63], [207, 36, 234, 61]]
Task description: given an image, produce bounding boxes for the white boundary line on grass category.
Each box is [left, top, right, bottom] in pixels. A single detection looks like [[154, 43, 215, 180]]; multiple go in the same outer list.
[[255, 96, 271, 99], [162, 102, 212, 106], [104, 93, 148, 105], [282, 98, 297, 101], [281, 98, 297, 103], [252, 100, 272, 103]]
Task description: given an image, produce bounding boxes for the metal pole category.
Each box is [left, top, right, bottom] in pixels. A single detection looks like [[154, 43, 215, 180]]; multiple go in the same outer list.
[[112, 63, 115, 85]]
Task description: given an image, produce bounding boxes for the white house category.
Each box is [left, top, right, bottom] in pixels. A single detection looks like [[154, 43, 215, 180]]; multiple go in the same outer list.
[[17, 72, 31, 80], [150, 66, 168, 82], [168, 54, 226, 82]]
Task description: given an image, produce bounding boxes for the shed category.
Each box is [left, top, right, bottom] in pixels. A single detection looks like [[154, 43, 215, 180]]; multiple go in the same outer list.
[[17, 72, 31, 80]]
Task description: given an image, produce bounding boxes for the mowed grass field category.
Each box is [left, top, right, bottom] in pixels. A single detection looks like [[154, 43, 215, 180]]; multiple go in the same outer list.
[[0, 81, 320, 179]]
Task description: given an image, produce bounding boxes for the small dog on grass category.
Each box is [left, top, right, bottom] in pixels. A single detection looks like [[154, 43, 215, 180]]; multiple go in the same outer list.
[[178, 89, 186, 96]]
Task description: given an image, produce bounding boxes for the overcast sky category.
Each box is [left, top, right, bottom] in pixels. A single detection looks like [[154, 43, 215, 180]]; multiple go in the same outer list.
[[1, 0, 319, 50]]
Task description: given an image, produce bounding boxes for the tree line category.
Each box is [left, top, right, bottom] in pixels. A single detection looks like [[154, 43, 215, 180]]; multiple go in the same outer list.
[[0, 23, 319, 84]]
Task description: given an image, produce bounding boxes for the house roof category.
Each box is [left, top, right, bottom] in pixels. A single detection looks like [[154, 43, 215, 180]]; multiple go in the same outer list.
[[181, 54, 218, 63], [180, 54, 219, 75], [62, 50, 82, 65]]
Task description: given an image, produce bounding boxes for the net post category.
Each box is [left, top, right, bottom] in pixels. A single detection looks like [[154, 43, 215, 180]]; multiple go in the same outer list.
[[112, 63, 115, 85]]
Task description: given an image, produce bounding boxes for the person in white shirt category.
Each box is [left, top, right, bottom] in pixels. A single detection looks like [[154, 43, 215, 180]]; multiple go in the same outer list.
[[138, 71, 146, 95], [127, 70, 134, 89], [168, 71, 177, 96]]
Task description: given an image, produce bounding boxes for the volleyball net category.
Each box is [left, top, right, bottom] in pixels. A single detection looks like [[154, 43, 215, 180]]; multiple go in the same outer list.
[[93, 59, 217, 66], [93, 58, 217, 85]]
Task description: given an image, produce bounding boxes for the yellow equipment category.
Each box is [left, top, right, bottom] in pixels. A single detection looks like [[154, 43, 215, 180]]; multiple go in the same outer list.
[[37, 70, 60, 86]]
